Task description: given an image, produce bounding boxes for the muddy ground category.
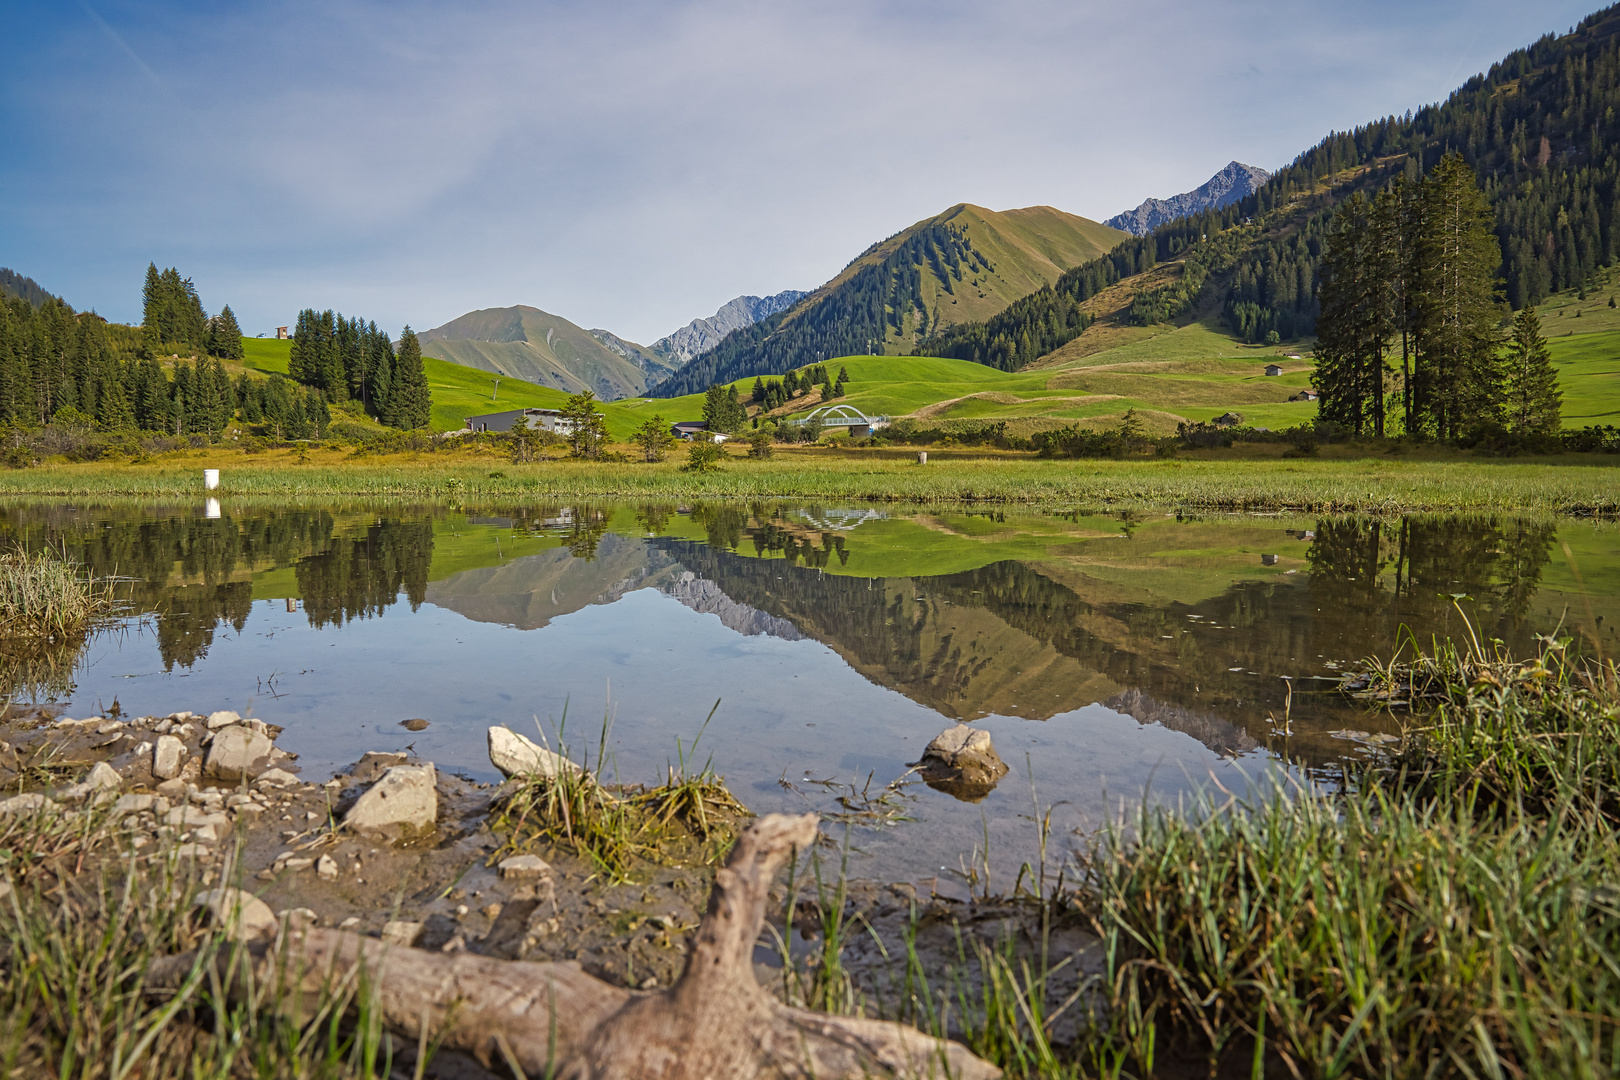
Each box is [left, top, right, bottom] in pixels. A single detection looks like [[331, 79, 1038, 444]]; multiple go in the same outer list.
[[0, 702, 1101, 1075]]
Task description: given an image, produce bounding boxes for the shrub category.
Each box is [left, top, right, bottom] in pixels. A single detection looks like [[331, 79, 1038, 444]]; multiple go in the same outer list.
[[681, 440, 724, 472]]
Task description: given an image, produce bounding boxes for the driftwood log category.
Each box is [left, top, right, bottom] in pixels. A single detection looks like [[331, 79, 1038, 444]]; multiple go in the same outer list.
[[155, 813, 1000, 1080]]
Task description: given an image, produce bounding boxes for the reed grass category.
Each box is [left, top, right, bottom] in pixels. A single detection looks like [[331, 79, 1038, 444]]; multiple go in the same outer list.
[[2, 451, 1618, 513], [765, 632, 1620, 1078], [0, 818, 397, 1080], [0, 549, 113, 641]]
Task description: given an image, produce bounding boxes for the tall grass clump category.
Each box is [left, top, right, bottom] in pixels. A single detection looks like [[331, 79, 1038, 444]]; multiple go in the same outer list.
[[1071, 632, 1620, 1079], [0, 819, 400, 1079], [0, 548, 112, 640]]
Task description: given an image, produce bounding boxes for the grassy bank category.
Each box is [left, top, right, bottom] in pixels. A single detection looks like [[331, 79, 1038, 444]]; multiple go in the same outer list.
[[1, 447, 1618, 514], [781, 634, 1620, 1078]]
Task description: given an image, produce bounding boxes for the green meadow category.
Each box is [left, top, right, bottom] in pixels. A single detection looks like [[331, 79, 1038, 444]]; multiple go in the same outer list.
[[240, 306, 1617, 439]]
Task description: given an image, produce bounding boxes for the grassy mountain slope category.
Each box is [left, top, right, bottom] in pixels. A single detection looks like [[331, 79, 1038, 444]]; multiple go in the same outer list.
[[243, 337, 691, 437], [929, 5, 1620, 372], [417, 306, 655, 401], [771, 296, 1618, 435], [649, 204, 1126, 398]]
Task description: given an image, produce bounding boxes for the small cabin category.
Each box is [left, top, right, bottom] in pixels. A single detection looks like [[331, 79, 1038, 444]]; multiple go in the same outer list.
[[463, 408, 577, 434], [1264, 363, 1283, 377], [1289, 389, 1319, 402], [1212, 412, 1244, 428], [275, 326, 290, 340], [671, 421, 728, 442]]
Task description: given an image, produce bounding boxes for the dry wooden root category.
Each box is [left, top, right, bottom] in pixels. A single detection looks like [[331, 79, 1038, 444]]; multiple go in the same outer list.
[[153, 813, 1000, 1080]]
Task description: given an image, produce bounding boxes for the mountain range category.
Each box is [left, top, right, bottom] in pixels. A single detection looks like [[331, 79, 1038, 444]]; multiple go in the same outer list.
[[645, 291, 806, 365], [646, 203, 1127, 398], [1103, 161, 1271, 237]]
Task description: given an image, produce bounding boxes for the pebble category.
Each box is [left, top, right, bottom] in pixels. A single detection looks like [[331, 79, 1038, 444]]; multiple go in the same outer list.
[[316, 854, 339, 881]]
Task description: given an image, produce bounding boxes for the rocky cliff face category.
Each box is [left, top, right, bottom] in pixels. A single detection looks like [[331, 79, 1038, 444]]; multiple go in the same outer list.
[[648, 290, 807, 366], [1105, 161, 1271, 237], [587, 328, 682, 383]]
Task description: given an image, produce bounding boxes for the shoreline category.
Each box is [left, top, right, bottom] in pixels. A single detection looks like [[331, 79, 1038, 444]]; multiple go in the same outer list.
[[2, 447, 1619, 514]]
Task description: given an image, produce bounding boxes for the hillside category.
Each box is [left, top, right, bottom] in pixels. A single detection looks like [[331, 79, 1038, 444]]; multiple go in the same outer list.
[[417, 305, 657, 400], [1104, 162, 1271, 237], [931, 4, 1620, 370], [648, 203, 1127, 398], [243, 337, 690, 438], [762, 296, 1618, 436], [0, 268, 56, 307]]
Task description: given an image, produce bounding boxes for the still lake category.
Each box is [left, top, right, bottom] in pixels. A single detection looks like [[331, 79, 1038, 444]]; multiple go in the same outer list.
[[4, 500, 1616, 885]]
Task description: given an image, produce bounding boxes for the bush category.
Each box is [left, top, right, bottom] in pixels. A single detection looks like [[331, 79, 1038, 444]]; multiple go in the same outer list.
[[681, 440, 724, 472]]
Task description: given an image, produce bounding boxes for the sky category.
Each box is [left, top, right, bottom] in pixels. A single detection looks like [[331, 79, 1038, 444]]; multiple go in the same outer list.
[[0, 0, 1603, 345]]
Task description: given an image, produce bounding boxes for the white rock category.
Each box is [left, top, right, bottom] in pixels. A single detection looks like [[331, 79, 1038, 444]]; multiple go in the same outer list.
[[381, 920, 422, 947], [487, 727, 580, 780], [85, 761, 122, 790], [153, 719, 173, 735], [204, 726, 274, 782], [155, 777, 187, 798], [206, 710, 242, 730], [338, 916, 361, 929], [195, 888, 277, 942], [316, 854, 339, 881], [131, 740, 153, 757], [343, 764, 438, 840], [256, 768, 299, 787], [174, 843, 211, 859], [112, 793, 155, 816], [278, 907, 319, 930], [497, 854, 553, 880], [153, 735, 186, 781], [0, 793, 55, 816], [96, 720, 126, 735], [191, 824, 220, 844]]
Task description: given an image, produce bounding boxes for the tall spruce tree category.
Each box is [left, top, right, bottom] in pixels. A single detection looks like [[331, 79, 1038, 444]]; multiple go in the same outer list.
[[385, 326, 429, 430], [1406, 153, 1504, 440], [208, 305, 244, 359], [1503, 306, 1561, 434]]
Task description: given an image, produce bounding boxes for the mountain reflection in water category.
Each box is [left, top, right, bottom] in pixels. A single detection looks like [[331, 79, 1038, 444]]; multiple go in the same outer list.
[[2, 503, 1612, 854]]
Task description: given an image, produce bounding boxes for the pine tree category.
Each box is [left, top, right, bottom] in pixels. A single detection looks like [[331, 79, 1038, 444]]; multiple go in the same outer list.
[[385, 326, 429, 430], [561, 390, 608, 457], [208, 305, 243, 359], [1409, 153, 1504, 440], [1503, 306, 1561, 434]]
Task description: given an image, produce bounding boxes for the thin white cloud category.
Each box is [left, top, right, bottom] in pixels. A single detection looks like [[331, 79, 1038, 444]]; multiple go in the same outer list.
[[0, 0, 1602, 342]]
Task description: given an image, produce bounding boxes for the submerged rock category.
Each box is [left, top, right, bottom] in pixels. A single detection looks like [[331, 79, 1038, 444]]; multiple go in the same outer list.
[[488, 727, 580, 780], [915, 725, 1010, 802], [343, 763, 438, 840]]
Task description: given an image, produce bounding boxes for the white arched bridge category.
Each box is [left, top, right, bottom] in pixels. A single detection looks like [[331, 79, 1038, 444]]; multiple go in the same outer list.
[[784, 405, 890, 437]]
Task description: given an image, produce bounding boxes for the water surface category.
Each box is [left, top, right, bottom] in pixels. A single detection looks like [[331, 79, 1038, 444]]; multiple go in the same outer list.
[[4, 501, 1614, 884]]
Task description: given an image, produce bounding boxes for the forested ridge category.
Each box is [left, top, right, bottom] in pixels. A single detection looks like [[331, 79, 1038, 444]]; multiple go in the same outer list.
[[1, 266, 333, 439], [928, 4, 1620, 365], [649, 219, 1003, 397], [0, 269, 57, 308]]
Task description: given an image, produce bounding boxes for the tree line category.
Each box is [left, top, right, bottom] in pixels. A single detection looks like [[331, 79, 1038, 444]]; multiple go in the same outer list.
[[287, 309, 430, 429], [1313, 152, 1561, 440], [930, 7, 1620, 363], [0, 267, 329, 437]]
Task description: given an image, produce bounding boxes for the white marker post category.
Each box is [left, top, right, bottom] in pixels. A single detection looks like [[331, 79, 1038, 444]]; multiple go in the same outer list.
[[204, 469, 220, 490]]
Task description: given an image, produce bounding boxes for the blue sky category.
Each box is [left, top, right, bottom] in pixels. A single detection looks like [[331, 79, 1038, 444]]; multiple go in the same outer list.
[[0, 0, 1601, 344]]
